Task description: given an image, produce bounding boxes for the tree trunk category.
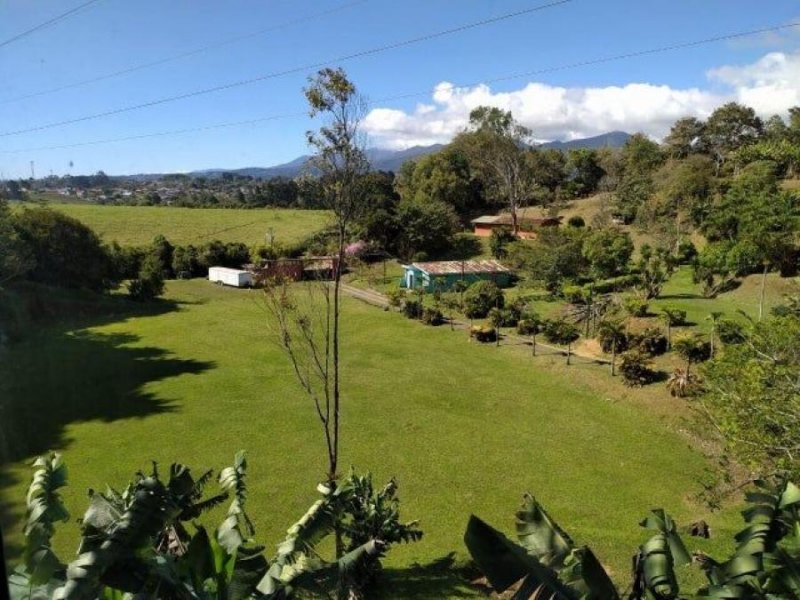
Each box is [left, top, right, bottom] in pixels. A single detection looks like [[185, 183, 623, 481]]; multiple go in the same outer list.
[[611, 341, 616, 376], [532, 334, 536, 357], [566, 342, 571, 366], [759, 263, 768, 321], [666, 322, 671, 350], [330, 228, 345, 483]]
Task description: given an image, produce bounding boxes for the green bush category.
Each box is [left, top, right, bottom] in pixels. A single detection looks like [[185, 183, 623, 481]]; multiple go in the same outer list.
[[516, 318, 541, 336], [128, 253, 165, 302], [630, 327, 668, 356], [541, 318, 580, 345], [717, 319, 746, 345], [598, 326, 629, 354], [401, 299, 423, 319], [623, 295, 649, 317], [675, 240, 698, 264], [469, 324, 497, 343], [420, 307, 444, 326], [567, 215, 585, 228], [489, 228, 517, 259], [462, 280, 504, 319], [618, 351, 657, 387]]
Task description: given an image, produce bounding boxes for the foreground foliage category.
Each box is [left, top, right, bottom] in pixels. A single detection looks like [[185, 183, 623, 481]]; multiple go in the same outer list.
[[10, 452, 421, 600], [465, 479, 800, 599]]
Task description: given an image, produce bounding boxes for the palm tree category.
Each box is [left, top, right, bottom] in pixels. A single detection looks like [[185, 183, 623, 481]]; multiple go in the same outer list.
[[597, 319, 626, 376], [660, 307, 685, 350], [706, 311, 724, 357]]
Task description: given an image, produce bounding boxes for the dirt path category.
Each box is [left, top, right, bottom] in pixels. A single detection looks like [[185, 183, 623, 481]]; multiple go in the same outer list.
[[340, 283, 611, 367]]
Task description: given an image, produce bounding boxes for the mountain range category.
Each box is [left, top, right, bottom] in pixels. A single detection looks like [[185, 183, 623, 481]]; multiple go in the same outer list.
[[158, 131, 630, 181]]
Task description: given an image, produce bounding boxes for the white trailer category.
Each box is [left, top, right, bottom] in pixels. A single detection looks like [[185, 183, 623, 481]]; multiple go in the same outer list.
[[208, 266, 253, 288]]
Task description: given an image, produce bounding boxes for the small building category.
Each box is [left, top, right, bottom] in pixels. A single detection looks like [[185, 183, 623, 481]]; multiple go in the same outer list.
[[208, 266, 253, 288], [252, 256, 340, 283], [400, 260, 511, 291], [471, 214, 561, 239]]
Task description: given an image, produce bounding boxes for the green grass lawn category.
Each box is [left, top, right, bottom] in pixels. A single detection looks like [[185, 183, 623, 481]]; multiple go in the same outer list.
[[15, 202, 331, 246], [0, 279, 744, 597]]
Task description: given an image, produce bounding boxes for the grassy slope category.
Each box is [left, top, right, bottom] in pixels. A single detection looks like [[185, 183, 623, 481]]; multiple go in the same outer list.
[[1, 279, 742, 597], [15, 203, 331, 246]]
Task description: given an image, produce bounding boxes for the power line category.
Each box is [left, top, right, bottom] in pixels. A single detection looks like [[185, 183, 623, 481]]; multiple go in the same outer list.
[[0, 0, 573, 137], [4, 19, 798, 156], [0, 0, 104, 49], [0, 0, 369, 105]]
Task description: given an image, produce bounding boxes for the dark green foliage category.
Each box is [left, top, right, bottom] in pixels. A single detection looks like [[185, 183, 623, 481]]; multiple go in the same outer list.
[[127, 253, 164, 301], [702, 315, 800, 476], [566, 215, 585, 228], [716, 318, 746, 345], [630, 327, 668, 357], [623, 295, 649, 318], [521, 227, 589, 291], [541, 318, 580, 346], [673, 334, 711, 368], [613, 172, 653, 224], [393, 197, 460, 261], [462, 280, 504, 319], [420, 307, 444, 326], [618, 351, 657, 386], [13, 207, 112, 291], [489, 227, 516, 259], [674, 240, 698, 265], [566, 148, 605, 197], [469, 325, 497, 343], [0, 199, 34, 285], [401, 299, 423, 319], [517, 316, 542, 336], [597, 322, 629, 354], [11, 453, 421, 600], [582, 228, 634, 278]]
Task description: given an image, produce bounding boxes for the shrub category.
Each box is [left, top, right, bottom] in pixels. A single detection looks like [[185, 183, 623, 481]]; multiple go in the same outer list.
[[13, 207, 113, 291], [561, 284, 588, 304], [489, 228, 517, 259], [666, 367, 702, 397], [623, 295, 649, 317], [675, 240, 698, 264], [717, 319, 746, 345], [597, 325, 629, 354], [590, 274, 642, 294], [469, 324, 497, 343], [660, 307, 687, 326], [421, 307, 444, 326], [401, 299, 423, 319], [385, 288, 406, 310], [541, 318, 580, 346], [631, 327, 668, 356], [516, 318, 541, 336], [567, 215, 585, 228], [618, 351, 657, 387], [128, 253, 165, 301], [450, 232, 483, 259], [673, 334, 712, 368], [463, 280, 504, 319]]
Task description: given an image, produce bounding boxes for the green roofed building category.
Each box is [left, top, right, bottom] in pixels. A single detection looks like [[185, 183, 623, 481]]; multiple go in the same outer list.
[[400, 260, 511, 291]]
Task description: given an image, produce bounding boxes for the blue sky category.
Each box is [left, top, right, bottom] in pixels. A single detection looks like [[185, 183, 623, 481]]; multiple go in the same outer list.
[[1, 0, 799, 178]]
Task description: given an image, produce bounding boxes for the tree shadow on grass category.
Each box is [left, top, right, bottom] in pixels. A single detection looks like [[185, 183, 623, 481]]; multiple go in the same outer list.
[[375, 553, 478, 599], [0, 288, 214, 562]]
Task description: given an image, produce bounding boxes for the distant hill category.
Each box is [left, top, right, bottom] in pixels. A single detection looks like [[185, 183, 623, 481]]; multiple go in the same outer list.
[[167, 132, 631, 181], [537, 131, 631, 150]]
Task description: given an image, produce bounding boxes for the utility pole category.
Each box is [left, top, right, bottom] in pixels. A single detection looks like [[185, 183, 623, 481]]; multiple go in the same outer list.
[[30, 161, 35, 180]]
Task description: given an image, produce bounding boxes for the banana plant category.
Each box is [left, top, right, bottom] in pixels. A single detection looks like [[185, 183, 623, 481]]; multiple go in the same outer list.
[[696, 479, 800, 598], [8, 453, 70, 600], [10, 453, 417, 600], [464, 494, 689, 599]]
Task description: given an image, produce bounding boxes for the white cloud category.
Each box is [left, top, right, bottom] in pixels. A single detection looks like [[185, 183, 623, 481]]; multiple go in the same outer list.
[[364, 51, 800, 149]]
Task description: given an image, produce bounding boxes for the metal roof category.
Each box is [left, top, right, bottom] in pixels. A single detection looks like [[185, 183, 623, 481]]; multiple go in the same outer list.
[[409, 260, 510, 275], [471, 214, 561, 226]]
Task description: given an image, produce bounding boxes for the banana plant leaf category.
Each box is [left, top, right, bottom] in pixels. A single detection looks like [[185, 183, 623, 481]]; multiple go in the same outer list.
[[560, 547, 620, 600], [464, 515, 577, 597], [515, 494, 575, 568]]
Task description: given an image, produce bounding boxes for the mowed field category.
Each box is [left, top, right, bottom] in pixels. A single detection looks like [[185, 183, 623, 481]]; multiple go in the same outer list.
[[17, 202, 331, 246], [1, 279, 743, 597]]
